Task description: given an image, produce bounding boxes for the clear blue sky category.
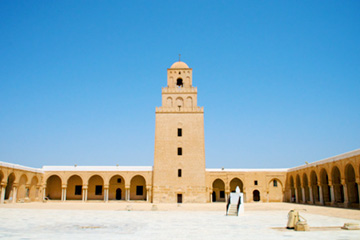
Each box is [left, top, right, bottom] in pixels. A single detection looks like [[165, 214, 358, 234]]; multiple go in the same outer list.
[[0, 1, 359, 168]]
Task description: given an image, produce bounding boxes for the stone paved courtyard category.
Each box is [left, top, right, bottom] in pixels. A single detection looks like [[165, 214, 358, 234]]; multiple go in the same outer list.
[[0, 203, 359, 239]]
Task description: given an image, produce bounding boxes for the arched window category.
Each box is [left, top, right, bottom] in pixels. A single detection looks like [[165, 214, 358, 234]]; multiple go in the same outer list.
[[177, 78, 183, 87]]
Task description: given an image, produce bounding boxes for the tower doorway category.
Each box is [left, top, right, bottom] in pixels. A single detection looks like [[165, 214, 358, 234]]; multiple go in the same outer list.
[[253, 190, 260, 202], [177, 194, 182, 203], [116, 188, 122, 200]]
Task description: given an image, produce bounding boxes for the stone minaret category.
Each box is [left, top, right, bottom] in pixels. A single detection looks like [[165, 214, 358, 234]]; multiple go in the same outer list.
[[153, 60, 207, 203]]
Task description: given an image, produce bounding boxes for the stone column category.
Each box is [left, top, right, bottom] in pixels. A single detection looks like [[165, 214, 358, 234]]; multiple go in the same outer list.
[[329, 184, 335, 204], [225, 192, 228, 203], [104, 187, 109, 202], [36, 186, 40, 201], [0, 185, 6, 204], [146, 188, 150, 202], [301, 188, 305, 203], [342, 180, 349, 204], [12, 185, 18, 203], [295, 188, 298, 203], [82, 187, 88, 202], [309, 187, 313, 203], [126, 187, 130, 201], [61, 187, 67, 201], [82, 185, 87, 201], [210, 191, 213, 203], [43, 186, 46, 200], [318, 185, 323, 205]]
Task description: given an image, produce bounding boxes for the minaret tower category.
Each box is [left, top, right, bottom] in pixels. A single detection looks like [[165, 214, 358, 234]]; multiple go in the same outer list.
[[153, 60, 207, 203]]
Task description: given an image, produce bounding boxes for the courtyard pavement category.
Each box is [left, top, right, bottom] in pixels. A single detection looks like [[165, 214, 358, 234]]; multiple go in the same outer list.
[[0, 202, 359, 239]]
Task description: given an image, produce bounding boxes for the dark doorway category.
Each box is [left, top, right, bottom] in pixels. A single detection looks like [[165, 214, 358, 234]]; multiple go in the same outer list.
[[177, 194, 182, 203], [116, 188, 122, 200], [253, 190, 260, 202], [212, 191, 216, 202]]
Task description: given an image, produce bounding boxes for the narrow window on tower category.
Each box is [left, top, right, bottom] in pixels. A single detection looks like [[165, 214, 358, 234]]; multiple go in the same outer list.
[[177, 147, 182, 156], [273, 180, 278, 187], [178, 169, 182, 177], [178, 128, 182, 137], [254, 180, 258, 186]]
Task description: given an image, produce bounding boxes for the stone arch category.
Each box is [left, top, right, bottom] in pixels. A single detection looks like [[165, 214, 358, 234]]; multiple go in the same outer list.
[[331, 166, 344, 203], [230, 178, 243, 192], [268, 178, 283, 202], [0, 170, 4, 183], [176, 97, 184, 108], [289, 175, 295, 202], [29, 176, 39, 201], [167, 97, 173, 107], [109, 174, 125, 200], [253, 190, 260, 202], [5, 172, 15, 201], [17, 174, 28, 201], [88, 175, 104, 200], [345, 164, 359, 204], [320, 168, 331, 203], [310, 170, 319, 203], [296, 174, 303, 203], [130, 175, 146, 200], [67, 175, 83, 200], [302, 173, 310, 202], [212, 179, 225, 202], [46, 175, 62, 200], [186, 76, 190, 86], [186, 97, 193, 108]]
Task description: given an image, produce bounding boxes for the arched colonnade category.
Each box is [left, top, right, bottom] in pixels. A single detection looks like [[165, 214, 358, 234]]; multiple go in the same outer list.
[[288, 162, 360, 208], [0, 165, 42, 204], [210, 177, 284, 203], [44, 173, 151, 202]]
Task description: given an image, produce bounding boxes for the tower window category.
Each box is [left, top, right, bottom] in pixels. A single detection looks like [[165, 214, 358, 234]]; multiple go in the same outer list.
[[117, 178, 121, 183], [178, 147, 182, 156], [178, 128, 182, 137], [178, 169, 182, 177], [176, 78, 183, 87], [254, 180, 258, 186], [273, 180, 277, 187]]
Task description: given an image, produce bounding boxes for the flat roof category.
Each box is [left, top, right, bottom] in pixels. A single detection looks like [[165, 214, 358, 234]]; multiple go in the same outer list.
[[0, 161, 43, 173], [288, 148, 360, 172], [206, 168, 289, 172], [42, 165, 153, 172]]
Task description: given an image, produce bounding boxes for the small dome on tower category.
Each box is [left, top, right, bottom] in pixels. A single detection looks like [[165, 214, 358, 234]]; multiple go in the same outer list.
[[170, 61, 189, 69]]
